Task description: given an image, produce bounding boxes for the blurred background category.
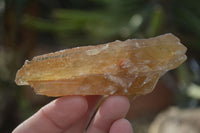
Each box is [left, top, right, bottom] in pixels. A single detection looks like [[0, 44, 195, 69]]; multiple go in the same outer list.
[[1, 0, 200, 132]]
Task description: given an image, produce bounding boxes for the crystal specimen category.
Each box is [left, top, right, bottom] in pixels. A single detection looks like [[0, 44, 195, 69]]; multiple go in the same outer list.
[[15, 33, 187, 97]]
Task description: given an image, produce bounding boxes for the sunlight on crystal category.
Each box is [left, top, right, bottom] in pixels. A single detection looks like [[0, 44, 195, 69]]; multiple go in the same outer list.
[[15, 34, 187, 97]]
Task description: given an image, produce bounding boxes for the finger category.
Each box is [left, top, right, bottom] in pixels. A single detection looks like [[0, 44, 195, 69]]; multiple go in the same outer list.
[[64, 95, 102, 133], [86, 96, 130, 133], [109, 118, 133, 133], [13, 96, 88, 133]]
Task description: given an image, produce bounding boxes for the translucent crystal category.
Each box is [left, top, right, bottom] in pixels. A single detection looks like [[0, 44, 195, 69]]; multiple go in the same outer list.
[[15, 33, 187, 97]]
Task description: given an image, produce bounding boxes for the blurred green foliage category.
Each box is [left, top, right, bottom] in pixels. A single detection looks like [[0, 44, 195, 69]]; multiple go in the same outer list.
[[1, 0, 200, 132]]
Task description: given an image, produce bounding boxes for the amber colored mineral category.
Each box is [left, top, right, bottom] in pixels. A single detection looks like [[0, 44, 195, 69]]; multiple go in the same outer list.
[[15, 33, 187, 97]]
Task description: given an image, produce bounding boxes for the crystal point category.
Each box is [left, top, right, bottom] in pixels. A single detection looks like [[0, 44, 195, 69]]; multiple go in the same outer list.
[[15, 33, 187, 97]]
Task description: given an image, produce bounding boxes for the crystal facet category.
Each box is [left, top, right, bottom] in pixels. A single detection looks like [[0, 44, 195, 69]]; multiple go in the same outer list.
[[15, 33, 187, 97]]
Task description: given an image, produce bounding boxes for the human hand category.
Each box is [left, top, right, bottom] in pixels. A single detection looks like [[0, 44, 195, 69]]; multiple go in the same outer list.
[[12, 95, 133, 133]]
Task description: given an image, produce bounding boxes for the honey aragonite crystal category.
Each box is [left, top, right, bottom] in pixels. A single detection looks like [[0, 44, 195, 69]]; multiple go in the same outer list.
[[15, 33, 187, 97]]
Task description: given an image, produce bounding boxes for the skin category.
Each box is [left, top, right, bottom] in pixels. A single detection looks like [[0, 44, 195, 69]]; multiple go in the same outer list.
[[12, 95, 133, 133]]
